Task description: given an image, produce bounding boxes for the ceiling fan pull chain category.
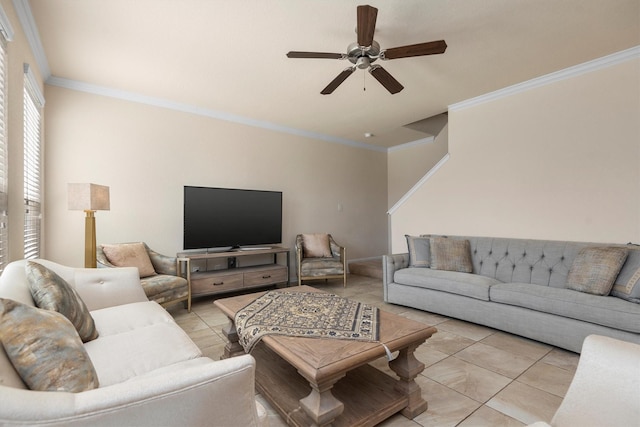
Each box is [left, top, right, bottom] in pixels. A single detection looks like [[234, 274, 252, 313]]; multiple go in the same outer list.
[[363, 70, 366, 91]]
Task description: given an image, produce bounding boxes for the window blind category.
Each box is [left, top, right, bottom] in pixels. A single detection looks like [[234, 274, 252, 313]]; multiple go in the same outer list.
[[0, 35, 7, 270], [23, 64, 44, 260]]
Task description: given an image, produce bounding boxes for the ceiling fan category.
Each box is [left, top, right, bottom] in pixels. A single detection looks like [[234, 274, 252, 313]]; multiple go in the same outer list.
[[286, 4, 447, 95]]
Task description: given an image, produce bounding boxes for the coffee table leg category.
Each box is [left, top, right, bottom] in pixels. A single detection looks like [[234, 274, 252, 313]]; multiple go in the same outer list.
[[220, 319, 245, 359], [299, 374, 345, 427], [389, 342, 428, 418]]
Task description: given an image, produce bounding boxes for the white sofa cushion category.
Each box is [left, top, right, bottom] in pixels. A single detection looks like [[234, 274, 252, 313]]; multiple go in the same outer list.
[[85, 302, 201, 386]]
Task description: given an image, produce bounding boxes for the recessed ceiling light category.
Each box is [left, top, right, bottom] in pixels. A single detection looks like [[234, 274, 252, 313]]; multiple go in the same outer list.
[[364, 132, 374, 138]]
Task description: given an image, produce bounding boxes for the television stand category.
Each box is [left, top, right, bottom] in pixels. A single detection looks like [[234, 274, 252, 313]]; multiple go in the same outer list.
[[177, 247, 290, 299]]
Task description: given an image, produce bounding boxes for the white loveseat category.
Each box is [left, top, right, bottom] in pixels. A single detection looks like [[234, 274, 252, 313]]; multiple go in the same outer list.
[[0, 259, 267, 426]]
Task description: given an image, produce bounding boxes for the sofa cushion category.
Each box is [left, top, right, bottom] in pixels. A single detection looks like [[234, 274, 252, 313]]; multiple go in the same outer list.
[[85, 301, 202, 386], [0, 298, 99, 392], [430, 237, 473, 273], [611, 246, 640, 303], [566, 247, 628, 295], [406, 235, 430, 268], [102, 242, 157, 278], [489, 283, 640, 333], [25, 261, 98, 342], [301, 233, 332, 258], [393, 268, 499, 301]]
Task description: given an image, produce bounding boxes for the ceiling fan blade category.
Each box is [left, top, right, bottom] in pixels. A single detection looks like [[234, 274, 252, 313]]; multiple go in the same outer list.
[[383, 40, 447, 60], [357, 5, 378, 47], [369, 65, 404, 94], [287, 51, 344, 59], [321, 68, 356, 95]]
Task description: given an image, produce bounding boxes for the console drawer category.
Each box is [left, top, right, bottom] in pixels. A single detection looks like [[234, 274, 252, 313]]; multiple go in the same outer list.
[[244, 266, 288, 287], [191, 271, 243, 295]]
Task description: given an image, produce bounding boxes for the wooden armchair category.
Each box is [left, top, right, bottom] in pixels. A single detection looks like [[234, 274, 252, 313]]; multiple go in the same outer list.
[[97, 242, 191, 311], [295, 233, 347, 287]]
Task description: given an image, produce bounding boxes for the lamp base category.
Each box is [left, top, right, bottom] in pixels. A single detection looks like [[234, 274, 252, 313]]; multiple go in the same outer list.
[[84, 210, 97, 268]]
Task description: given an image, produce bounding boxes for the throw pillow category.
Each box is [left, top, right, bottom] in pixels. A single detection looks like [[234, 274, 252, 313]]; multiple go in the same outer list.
[[610, 246, 640, 303], [566, 247, 629, 296], [430, 237, 473, 273], [0, 298, 99, 392], [405, 235, 430, 268], [102, 242, 156, 278], [26, 261, 98, 342], [302, 234, 332, 258]]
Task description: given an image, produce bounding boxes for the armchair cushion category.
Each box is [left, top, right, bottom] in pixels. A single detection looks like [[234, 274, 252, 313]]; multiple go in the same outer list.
[[26, 261, 98, 342], [300, 258, 345, 277], [102, 243, 157, 278], [0, 298, 99, 392], [302, 233, 332, 258]]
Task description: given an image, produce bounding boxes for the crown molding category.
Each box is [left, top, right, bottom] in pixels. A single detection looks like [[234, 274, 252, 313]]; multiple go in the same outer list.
[[450, 45, 640, 112], [46, 76, 388, 152], [12, 0, 50, 78]]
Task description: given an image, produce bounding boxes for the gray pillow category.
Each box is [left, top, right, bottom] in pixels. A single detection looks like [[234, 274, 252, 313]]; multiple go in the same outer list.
[[0, 298, 99, 392], [405, 235, 430, 268], [566, 247, 628, 296], [26, 261, 98, 342], [430, 237, 473, 273], [611, 246, 640, 303]]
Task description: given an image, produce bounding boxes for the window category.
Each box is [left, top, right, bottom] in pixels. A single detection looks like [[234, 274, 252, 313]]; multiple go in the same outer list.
[[23, 64, 44, 260], [0, 6, 12, 271]]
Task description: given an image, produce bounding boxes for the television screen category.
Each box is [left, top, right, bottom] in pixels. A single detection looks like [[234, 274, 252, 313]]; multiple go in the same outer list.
[[183, 186, 283, 250]]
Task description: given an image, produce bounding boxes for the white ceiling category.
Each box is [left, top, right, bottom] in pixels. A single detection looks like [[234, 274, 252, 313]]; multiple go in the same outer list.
[[28, 0, 640, 149]]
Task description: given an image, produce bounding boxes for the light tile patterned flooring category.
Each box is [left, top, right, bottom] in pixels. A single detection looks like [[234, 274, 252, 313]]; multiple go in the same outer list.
[[167, 275, 579, 427]]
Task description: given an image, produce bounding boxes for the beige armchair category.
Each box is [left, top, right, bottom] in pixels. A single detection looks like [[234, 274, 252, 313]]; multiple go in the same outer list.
[[97, 242, 191, 311], [296, 233, 346, 287], [527, 335, 640, 427]]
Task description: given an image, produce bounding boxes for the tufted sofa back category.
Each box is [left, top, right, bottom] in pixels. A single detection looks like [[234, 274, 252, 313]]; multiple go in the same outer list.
[[429, 236, 608, 288]]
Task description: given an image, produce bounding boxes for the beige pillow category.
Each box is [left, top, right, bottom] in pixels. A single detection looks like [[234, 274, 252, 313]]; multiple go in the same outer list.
[[302, 234, 332, 258], [26, 261, 98, 343], [0, 298, 99, 392], [566, 247, 628, 295], [430, 237, 473, 273], [102, 243, 156, 278]]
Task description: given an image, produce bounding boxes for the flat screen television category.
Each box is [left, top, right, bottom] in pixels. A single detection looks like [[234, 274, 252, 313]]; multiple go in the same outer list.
[[183, 186, 283, 251]]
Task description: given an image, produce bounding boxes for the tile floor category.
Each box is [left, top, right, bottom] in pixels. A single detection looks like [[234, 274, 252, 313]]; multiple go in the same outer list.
[[167, 274, 579, 427]]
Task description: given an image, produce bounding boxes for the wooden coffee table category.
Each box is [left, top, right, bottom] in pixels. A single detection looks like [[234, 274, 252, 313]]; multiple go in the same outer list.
[[214, 286, 437, 427]]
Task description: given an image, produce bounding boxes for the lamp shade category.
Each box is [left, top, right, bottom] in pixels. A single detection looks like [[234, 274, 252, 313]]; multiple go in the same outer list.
[[68, 183, 110, 211]]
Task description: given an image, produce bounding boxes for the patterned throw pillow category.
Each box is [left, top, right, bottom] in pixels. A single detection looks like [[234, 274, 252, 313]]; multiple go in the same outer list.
[[566, 247, 629, 296], [611, 246, 640, 303], [102, 242, 157, 278], [26, 261, 98, 342], [0, 298, 99, 392], [302, 234, 333, 258], [430, 237, 473, 273], [405, 235, 430, 268]]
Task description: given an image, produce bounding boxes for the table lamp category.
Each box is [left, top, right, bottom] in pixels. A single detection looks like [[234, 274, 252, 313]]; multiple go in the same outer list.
[[68, 183, 110, 268]]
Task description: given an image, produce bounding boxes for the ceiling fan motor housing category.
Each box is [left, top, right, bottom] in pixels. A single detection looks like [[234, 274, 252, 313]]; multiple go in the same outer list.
[[347, 41, 380, 68]]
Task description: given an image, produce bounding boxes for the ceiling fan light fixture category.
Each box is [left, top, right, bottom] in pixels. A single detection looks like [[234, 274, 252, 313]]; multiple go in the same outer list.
[[355, 56, 370, 69]]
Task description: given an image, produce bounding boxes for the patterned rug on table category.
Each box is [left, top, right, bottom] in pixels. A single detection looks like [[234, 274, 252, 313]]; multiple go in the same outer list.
[[235, 291, 380, 353]]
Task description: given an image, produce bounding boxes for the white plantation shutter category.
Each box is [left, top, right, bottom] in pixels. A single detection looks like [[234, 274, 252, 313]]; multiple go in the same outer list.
[[23, 64, 44, 259], [0, 35, 8, 270]]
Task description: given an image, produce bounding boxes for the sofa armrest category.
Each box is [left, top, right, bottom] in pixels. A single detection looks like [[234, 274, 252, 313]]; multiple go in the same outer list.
[[73, 267, 148, 311], [549, 335, 640, 427], [382, 253, 409, 302], [0, 355, 267, 427]]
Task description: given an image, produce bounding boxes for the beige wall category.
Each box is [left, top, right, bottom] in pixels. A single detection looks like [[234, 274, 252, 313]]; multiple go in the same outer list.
[[387, 125, 449, 209], [390, 58, 640, 253], [43, 86, 388, 268]]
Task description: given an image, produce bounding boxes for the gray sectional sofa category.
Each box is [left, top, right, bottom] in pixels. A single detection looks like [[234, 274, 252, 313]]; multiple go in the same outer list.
[[383, 235, 640, 353]]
